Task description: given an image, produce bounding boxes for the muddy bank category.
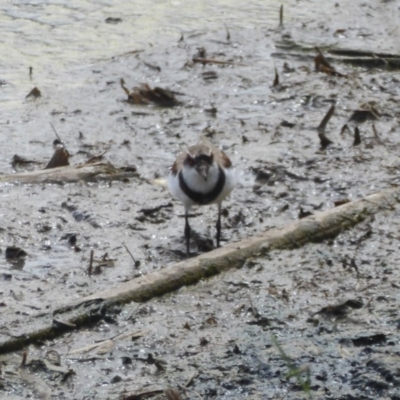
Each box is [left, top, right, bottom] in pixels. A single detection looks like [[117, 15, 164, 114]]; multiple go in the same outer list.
[[2, 210, 400, 399], [1, 187, 396, 357], [1, 0, 400, 398]]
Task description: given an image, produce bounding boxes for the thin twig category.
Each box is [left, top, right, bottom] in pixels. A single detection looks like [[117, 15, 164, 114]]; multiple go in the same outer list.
[[318, 104, 335, 149], [123, 243, 139, 268], [20, 351, 28, 368], [273, 67, 280, 87], [88, 250, 94, 276], [50, 122, 62, 142], [317, 104, 335, 133], [192, 57, 246, 66], [353, 127, 361, 146], [247, 293, 258, 317], [279, 5, 284, 27], [225, 25, 230, 41], [315, 47, 334, 70], [372, 123, 383, 144]]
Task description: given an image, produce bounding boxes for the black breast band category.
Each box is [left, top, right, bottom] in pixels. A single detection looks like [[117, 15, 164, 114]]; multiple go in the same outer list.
[[179, 166, 226, 205]]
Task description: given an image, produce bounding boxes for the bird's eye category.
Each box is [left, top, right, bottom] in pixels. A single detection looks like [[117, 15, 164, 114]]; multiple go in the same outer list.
[[186, 154, 195, 166]]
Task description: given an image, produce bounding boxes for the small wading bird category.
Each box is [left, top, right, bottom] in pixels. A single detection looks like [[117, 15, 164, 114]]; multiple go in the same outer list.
[[168, 140, 237, 256]]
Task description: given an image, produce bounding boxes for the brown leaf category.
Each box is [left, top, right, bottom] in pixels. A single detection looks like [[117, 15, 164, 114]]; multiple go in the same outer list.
[[120, 79, 181, 107], [26, 87, 41, 98], [45, 147, 70, 169], [315, 47, 346, 77]]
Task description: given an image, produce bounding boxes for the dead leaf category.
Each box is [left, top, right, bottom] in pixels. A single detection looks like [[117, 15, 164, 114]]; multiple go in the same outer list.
[[45, 147, 70, 169], [26, 87, 41, 98], [120, 79, 181, 107]]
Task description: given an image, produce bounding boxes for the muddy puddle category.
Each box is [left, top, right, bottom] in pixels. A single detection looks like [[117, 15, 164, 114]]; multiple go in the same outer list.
[[1, 0, 400, 399]]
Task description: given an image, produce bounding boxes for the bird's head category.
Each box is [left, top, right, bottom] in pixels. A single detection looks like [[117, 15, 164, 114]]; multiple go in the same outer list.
[[184, 151, 214, 182]]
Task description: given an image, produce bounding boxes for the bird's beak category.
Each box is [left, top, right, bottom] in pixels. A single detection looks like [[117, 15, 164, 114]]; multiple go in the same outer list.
[[195, 163, 209, 181]]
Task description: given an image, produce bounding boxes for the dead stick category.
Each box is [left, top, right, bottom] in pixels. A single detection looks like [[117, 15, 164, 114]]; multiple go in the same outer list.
[[315, 47, 333, 70], [192, 57, 247, 66], [50, 122, 63, 143], [372, 123, 383, 143], [273, 67, 279, 87], [353, 127, 361, 146], [279, 5, 284, 27], [225, 24, 230, 41], [0, 163, 138, 185], [88, 250, 94, 276], [317, 104, 335, 133], [20, 351, 28, 367], [123, 243, 136, 264], [318, 104, 335, 148], [247, 293, 258, 317]]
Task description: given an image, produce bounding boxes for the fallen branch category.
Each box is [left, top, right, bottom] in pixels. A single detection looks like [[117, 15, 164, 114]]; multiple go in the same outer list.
[[317, 104, 335, 149], [192, 57, 247, 66], [0, 162, 137, 184], [0, 187, 399, 354]]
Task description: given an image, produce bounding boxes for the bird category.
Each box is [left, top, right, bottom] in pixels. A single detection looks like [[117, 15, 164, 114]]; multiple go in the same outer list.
[[168, 140, 237, 256]]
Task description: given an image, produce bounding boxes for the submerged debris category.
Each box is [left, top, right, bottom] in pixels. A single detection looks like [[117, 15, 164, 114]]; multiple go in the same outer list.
[[105, 17, 122, 24], [45, 146, 70, 169], [315, 47, 346, 77], [120, 79, 181, 107], [353, 126, 361, 146], [5, 246, 27, 260], [26, 87, 41, 99], [273, 67, 280, 87], [348, 107, 380, 124], [317, 104, 335, 149], [313, 299, 364, 321], [11, 154, 40, 168], [202, 70, 218, 80]]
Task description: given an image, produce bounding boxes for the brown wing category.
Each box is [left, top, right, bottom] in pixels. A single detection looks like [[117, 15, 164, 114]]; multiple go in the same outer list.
[[216, 149, 232, 168], [170, 151, 186, 175]]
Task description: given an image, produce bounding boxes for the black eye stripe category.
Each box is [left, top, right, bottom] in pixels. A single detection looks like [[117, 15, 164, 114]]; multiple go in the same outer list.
[[184, 153, 213, 167], [193, 154, 213, 164], [185, 155, 195, 166]]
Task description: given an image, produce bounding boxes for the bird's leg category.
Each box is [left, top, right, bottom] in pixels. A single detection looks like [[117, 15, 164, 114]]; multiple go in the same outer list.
[[216, 203, 222, 247], [185, 209, 191, 256]]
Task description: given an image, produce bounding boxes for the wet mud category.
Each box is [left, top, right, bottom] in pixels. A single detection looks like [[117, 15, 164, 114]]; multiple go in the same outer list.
[[1, 0, 400, 399]]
